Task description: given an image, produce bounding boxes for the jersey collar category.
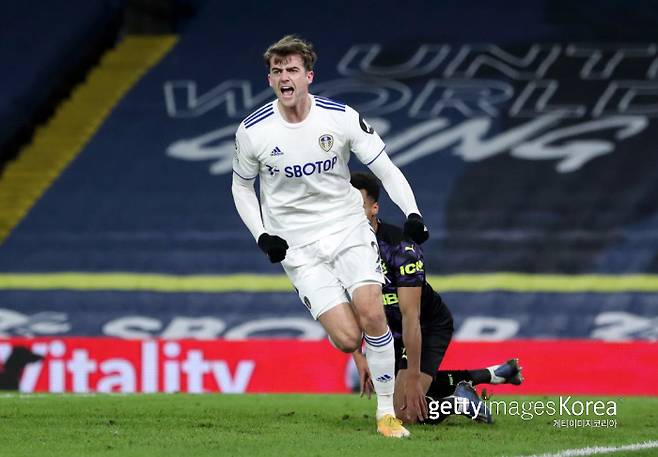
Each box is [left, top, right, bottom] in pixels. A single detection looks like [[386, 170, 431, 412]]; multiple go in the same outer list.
[[274, 94, 315, 128]]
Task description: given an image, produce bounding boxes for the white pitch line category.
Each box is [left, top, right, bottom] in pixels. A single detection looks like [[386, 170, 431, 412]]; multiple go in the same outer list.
[[514, 440, 658, 457]]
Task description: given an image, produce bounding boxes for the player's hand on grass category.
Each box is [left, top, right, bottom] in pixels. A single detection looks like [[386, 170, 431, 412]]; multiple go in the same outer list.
[[257, 233, 289, 263], [401, 374, 428, 423], [352, 351, 374, 399], [360, 369, 374, 399], [403, 213, 429, 244]]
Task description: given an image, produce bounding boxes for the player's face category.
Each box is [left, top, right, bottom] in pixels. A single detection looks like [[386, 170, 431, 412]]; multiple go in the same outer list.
[[268, 54, 314, 109], [359, 189, 379, 227]]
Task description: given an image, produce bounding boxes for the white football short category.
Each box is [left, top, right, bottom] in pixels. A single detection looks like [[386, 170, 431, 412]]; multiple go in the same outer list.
[[281, 219, 385, 319]]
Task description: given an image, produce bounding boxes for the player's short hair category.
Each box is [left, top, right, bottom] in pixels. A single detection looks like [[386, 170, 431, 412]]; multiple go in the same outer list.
[[263, 35, 317, 72], [350, 172, 381, 202]]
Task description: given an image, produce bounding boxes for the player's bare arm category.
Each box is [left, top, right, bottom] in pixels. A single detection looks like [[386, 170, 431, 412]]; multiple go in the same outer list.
[[352, 350, 374, 399], [397, 285, 429, 422]]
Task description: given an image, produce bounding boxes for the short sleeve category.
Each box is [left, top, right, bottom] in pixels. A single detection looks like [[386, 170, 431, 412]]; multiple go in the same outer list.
[[390, 240, 425, 287], [232, 125, 259, 180], [346, 106, 387, 166]]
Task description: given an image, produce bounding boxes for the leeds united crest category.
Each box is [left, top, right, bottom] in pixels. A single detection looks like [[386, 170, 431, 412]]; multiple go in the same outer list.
[[319, 134, 334, 152]]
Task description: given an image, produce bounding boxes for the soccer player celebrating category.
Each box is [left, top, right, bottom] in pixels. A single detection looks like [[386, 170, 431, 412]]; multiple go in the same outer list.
[[231, 35, 429, 437], [350, 172, 523, 425]]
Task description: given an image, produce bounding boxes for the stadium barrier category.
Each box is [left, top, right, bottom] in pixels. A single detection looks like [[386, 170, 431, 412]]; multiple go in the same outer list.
[[2, 338, 656, 395]]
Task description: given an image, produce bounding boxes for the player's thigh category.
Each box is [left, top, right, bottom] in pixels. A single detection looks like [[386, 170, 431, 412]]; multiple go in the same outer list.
[[333, 221, 384, 297], [282, 255, 348, 321], [421, 301, 455, 374], [395, 322, 449, 387], [334, 225, 387, 331], [418, 331, 451, 377], [318, 302, 362, 353]]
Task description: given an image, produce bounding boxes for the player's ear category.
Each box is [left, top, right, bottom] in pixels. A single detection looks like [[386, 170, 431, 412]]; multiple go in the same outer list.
[[307, 70, 314, 84], [372, 201, 379, 217], [268, 73, 272, 87]]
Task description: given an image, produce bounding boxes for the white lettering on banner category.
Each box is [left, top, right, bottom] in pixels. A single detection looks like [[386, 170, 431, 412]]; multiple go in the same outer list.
[[165, 42, 658, 174], [164, 80, 272, 118], [16, 341, 255, 394], [161, 317, 227, 339], [142, 340, 158, 393], [510, 81, 587, 118], [160, 342, 255, 393], [163, 341, 180, 392], [97, 359, 136, 392], [0, 310, 326, 339], [182, 350, 209, 393], [591, 312, 658, 340], [103, 316, 162, 339], [510, 115, 648, 172], [0, 342, 11, 361], [49, 341, 65, 392], [455, 317, 520, 340], [223, 318, 326, 340], [68, 349, 97, 393], [313, 78, 413, 115], [211, 361, 255, 393], [166, 123, 239, 175], [338, 44, 657, 81], [164, 44, 658, 117], [338, 44, 452, 78], [0, 309, 28, 336], [0, 309, 70, 337], [4, 310, 657, 343], [593, 81, 658, 117], [392, 113, 560, 166], [443, 45, 562, 80], [167, 112, 647, 174], [408, 79, 514, 117], [565, 45, 656, 80], [102, 315, 324, 339]]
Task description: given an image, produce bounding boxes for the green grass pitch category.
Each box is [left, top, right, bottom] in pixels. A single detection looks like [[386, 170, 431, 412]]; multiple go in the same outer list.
[[1, 394, 656, 457]]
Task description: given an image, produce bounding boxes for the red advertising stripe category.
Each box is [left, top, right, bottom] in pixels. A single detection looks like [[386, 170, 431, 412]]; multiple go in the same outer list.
[[0, 338, 350, 393], [1, 338, 656, 395], [440, 340, 658, 396]]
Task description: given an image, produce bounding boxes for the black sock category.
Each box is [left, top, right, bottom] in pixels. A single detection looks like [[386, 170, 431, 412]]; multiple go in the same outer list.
[[469, 368, 491, 385], [427, 368, 493, 399], [427, 370, 473, 399]]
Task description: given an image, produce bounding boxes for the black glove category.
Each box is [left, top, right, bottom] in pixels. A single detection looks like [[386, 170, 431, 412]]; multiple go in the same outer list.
[[257, 233, 289, 263], [404, 213, 429, 244]]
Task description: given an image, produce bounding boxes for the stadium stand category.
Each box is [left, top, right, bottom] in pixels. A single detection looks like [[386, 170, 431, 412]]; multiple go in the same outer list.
[[0, 1, 123, 171]]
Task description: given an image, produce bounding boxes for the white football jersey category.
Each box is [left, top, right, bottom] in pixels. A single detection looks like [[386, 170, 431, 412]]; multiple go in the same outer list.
[[233, 94, 386, 247]]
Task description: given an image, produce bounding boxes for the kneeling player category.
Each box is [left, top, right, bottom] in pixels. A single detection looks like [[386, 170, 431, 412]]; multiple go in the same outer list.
[[350, 172, 523, 424]]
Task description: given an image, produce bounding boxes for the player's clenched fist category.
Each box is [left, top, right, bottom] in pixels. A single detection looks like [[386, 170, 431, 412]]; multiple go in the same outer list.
[[403, 213, 429, 244], [258, 233, 289, 263]]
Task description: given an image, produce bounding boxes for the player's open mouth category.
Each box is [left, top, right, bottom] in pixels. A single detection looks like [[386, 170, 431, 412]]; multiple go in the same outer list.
[[280, 86, 294, 97]]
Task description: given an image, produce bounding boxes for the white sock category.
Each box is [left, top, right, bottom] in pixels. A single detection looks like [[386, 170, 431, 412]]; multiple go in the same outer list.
[[487, 364, 505, 384], [364, 328, 396, 419]]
